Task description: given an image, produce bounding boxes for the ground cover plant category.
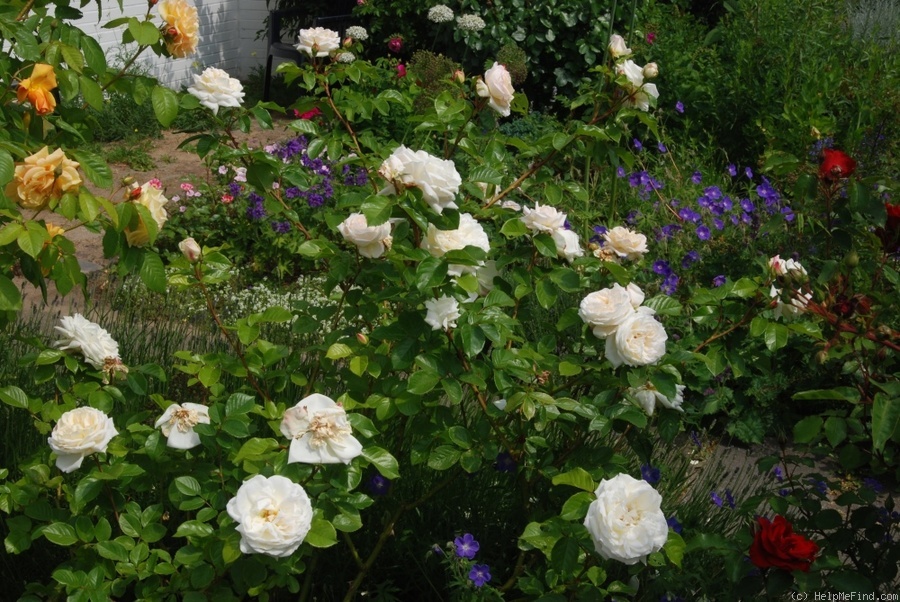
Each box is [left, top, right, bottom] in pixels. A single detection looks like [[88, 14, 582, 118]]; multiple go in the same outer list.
[[0, 0, 898, 600]]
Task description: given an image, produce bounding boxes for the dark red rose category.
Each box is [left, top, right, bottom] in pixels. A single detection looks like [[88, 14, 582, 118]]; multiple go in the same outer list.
[[877, 202, 900, 253], [387, 37, 403, 53], [749, 515, 819, 572], [819, 149, 857, 181]]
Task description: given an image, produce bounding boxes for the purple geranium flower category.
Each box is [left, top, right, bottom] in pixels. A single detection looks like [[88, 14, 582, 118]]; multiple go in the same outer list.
[[712, 274, 726, 287], [691, 171, 702, 184], [658, 142, 668, 153], [652, 259, 672, 276], [727, 164, 737, 177], [675, 100, 684, 113], [454, 533, 480, 559], [696, 225, 711, 240], [666, 516, 683, 534], [468, 564, 491, 587], [367, 475, 391, 496], [710, 491, 723, 507], [633, 138, 643, 151], [641, 464, 661, 484]]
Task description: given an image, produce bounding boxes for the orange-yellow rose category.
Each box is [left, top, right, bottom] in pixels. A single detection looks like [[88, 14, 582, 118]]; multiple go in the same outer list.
[[7, 147, 82, 211], [158, 0, 199, 58], [125, 181, 169, 247], [17, 63, 57, 116]]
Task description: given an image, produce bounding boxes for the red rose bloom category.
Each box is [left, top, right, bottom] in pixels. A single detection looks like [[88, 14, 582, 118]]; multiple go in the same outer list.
[[819, 149, 857, 181], [877, 202, 900, 253], [749, 515, 819, 572]]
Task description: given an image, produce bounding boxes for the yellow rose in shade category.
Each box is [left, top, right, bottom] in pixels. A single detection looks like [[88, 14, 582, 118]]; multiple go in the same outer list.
[[17, 63, 57, 115], [7, 147, 82, 211], [46, 223, 66, 239], [125, 181, 169, 247], [158, 0, 199, 58]]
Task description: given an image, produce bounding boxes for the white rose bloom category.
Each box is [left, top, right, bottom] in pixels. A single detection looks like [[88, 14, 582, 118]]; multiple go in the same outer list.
[[155, 402, 210, 450], [379, 146, 462, 214], [425, 295, 461, 331], [126, 181, 169, 247], [615, 60, 659, 112], [476, 62, 515, 117], [48, 407, 118, 473], [768, 255, 807, 278], [551, 228, 584, 263], [280, 394, 363, 465], [602, 226, 648, 261], [605, 307, 668, 368], [608, 34, 631, 58], [625, 283, 645, 308], [629, 383, 686, 416], [421, 213, 490, 276], [55, 314, 122, 371], [584, 473, 669, 565], [578, 284, 637, 339], [227, 475, 313, 557], [338, 213, 392, 258], [476, 260, 500, 296], [297, 27, 340, 57], [500, 200, 521, 212], [521, 202, 567, 233], [770, 285, 812, 320], [187, 68, 245, 115]]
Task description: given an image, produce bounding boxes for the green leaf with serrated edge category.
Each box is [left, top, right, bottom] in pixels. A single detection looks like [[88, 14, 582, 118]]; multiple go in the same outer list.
[[500, 217, 528, 238], [174, 521, 214, 538], [151, 85, 178, 127], [17, 225, 45, 258], [408, 370, 440, 394], [0, 223, 23, 247], [664, 532, 685, 567], [361, 195, 393, 226], [225, 393, 255, 416], [69, 149, 112, 189], [415, 256, 448, 291], [140, 252, 166, 293], [533, 232, 557, 258], [326, 343, 353, 360], [80, 35, 106, 74], [43, 523, 78, 546], [551, 468, 595, 492], [0, 150, 13, 186], [305, 517, 337, 548], [0, 276, 23, 312], [872, 393, 900, 453], [361, 446, 400, 478], [233, 438, 279, 463], [174, 476, 202, 497], [793, 416, 823, 444]]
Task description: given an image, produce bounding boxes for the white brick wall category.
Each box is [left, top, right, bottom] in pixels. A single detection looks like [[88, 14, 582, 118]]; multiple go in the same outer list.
[[73, 0, 268, 90]]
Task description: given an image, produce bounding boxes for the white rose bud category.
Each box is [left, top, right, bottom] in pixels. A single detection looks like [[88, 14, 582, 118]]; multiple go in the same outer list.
[[642, 62, 659, 78], [476, 62, 515, 117], [179, 237, 201, 262], [608, 34, 632, 58]]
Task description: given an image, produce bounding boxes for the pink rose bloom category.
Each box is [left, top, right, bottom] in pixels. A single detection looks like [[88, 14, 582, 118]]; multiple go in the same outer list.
[[396, 64, 407, 78], [388, 37, 403, 53], [646, 32, 657, 44]]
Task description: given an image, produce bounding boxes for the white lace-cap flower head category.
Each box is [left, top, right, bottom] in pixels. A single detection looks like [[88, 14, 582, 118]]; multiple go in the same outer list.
[[280, 394, 363, 464], [602, 226, 648, 261], [521, 202, 567, 233], [584, 473, 669, 565], [336, 51, 356, 63], [187, 67, 245, 115], [629, 382, 686, 415], [48, 407, 118, 473], [425, 295, 461, 331], [297, 27, 341, 57], [428, 4, 454, 23], [456, 13, 486, 31], [55, 314, 125, 375], [345, 25, 368, 41], [155, 402, 210, 449], [604, 307, 668, 368], [226, 475, 313, 557]]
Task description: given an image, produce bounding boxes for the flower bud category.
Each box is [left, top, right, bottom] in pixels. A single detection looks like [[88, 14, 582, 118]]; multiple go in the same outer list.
[[642, 62, 659, 78], [122, 176, 135, 186], [453, 69, 465, 84], [179, 237, 201, 263], [343, 37, 353, 47], [843, 250, 859, 267], [815, 350, 829, 364], [356, 332, 369, 345]]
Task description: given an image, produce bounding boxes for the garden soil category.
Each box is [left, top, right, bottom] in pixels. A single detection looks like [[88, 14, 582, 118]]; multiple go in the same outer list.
[[21, 118, 295, 316]]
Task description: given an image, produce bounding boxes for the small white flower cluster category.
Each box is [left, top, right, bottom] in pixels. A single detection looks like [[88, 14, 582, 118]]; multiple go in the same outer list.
[[456, 13, 486, 31], [608, 33, 659, 112], [428, 4, 454, 23], [579, 283, 668, 368], [345, 25, 368, 41], [336, 51, 356, 63], [520, 202, 584, 263]]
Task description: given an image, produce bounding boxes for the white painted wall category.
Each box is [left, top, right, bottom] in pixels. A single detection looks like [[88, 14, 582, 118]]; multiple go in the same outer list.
[[73, 0, 268, 90]]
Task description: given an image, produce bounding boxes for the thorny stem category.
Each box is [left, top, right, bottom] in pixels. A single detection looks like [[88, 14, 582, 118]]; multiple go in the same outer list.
[[194, 264, 271, 402], [15, 0, 35, 21], [342, 472, 461, 602], [94, 458, 120, 523], [322, 77, 364, 160], [271, 188, 312, 240]]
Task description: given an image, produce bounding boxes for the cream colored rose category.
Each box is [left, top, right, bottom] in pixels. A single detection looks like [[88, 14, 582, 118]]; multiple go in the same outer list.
[[179, 237, 201, 262], [642, 62, 659, 78], [155, 402, 210, 449], [400, 151, 462, 214], [125, 181, 169, 247], [521, 202, 567, 233], [551, 228, 583, 263], [608, 34, 631, 58], [9, 146, 81, 210], [421, 213, 490, 276], [158, 0, 199, 58], [338, 213, 392, 258], [625, 283, 645, 308], [378, 145, 418, 182], [48, 407, 118, 473], [605, 307, 668, 368], [297, 27, 340, 57], [476, 62, 515, 117], [55, 314, 121, 371], [615, 60, 659, 112], [579, 284, 637, 339], [629, 382, 686, 415], [227, 475, 313, 557], [584, 473, 668, 565], [280, 394, 363, 465], [602, 226, 648, 261], [187, 67, 245, 115]]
